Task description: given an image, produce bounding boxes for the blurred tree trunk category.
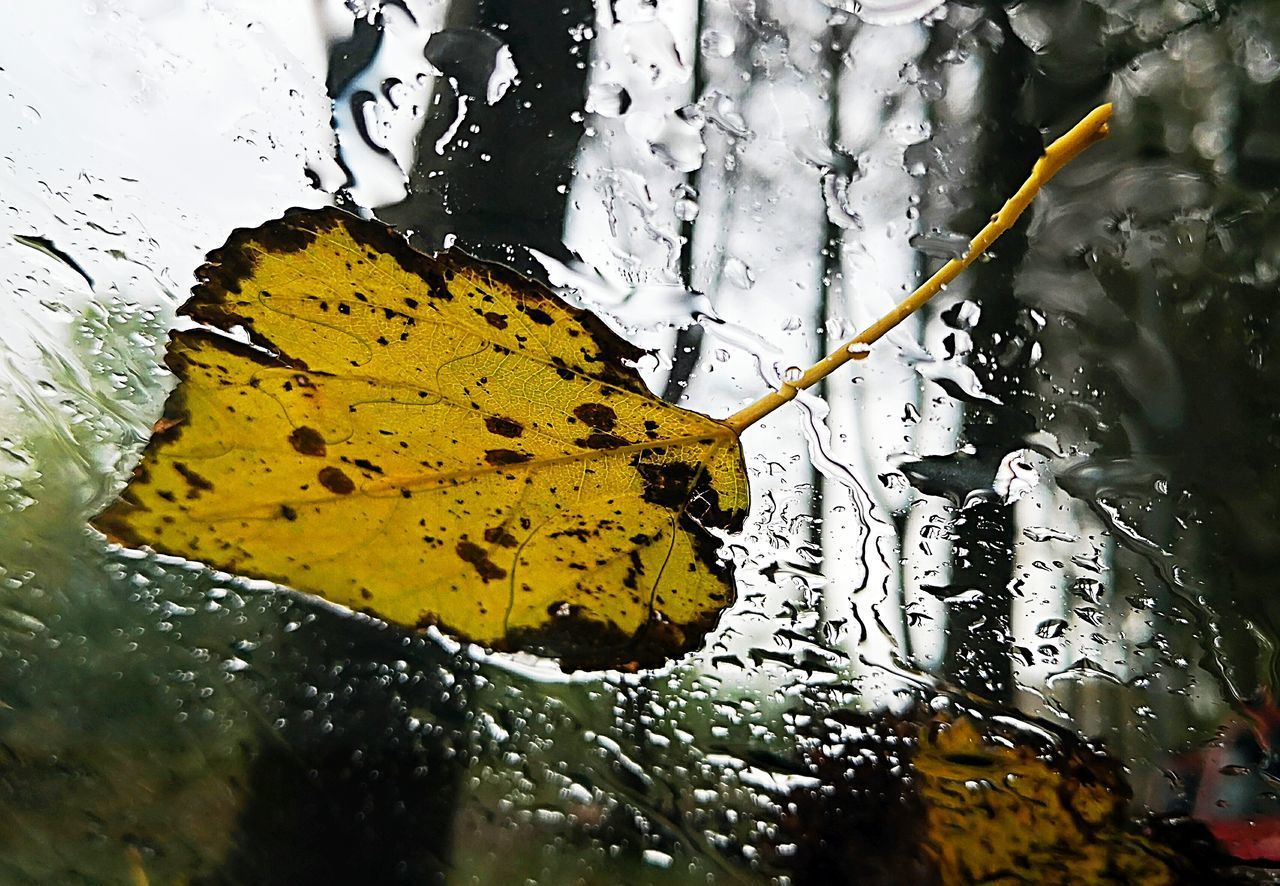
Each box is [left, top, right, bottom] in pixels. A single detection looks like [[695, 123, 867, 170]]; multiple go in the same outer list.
[[939, 5, 1040, 702], [380, 0, 595, 270], [662, 0, 708, 404]]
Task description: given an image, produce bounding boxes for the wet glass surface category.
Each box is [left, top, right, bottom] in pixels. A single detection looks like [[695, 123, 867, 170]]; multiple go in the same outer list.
[[5, 0, 1280, 882]]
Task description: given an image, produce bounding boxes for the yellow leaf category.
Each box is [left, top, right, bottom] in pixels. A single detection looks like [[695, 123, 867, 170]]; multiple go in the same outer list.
[[92, 104, 1113, 669], [94, 209, 749, 670], [780, 707, 1186, 884], [914, 715, 1178, 884]]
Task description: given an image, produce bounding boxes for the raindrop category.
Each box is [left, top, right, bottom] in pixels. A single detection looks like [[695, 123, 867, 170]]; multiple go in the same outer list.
[[940, 299, 981, 330], [994, 449, 1039, 504], [1035, 618, 1067, 639], [672, 183, 699, 221], [1022, 526, 1078, 543], [1071, 578, 1105, 604], [424, 28, 517, 106], [586, 82, 631, 118], [700, 90, 752, 139], [822, 171, 863, 231], [699, 29, 736, 59], [639, 111, 705, 172], [909, 228, 970, 260], [641, 849, 674, 868], [724, 256, 754, 289], [915, 360, 1002, 405], [1074, 607, 1104, 628]]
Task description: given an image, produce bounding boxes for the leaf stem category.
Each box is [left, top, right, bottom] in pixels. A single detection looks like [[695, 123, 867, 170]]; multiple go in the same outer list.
[[723, 102, 1113, 434]]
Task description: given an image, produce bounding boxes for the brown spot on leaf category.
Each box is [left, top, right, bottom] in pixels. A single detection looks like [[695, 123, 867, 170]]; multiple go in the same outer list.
[[173, 462, 213, 491], [576, 433, 628, 450], [483, 311, 508, 329], [484, 526, 519, 548], [633, 459, 701, 513], [631, 455, 746, 578], [288, 425, 327, 457], [317, 466, 355, 495], [622, 549, 645, 590], [280, 504, 298, 521], [573, 402, 617, 432], [484, 416, 524, 438], [485, 449, 531, 466], [456, 540, 506, 582], [425, 268, 452, 302], [522, 306, 554, 325]]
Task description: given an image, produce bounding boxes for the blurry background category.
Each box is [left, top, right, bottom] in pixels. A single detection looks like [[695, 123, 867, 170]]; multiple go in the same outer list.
[[3, 0, 1279, 881]]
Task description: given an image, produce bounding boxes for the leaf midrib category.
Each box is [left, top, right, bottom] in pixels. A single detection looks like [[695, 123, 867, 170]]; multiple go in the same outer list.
[[165, 430, 737, 522]]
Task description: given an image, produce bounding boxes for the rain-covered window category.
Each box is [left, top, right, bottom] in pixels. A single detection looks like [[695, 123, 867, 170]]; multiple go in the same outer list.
[[3, 1, 1280, 882]]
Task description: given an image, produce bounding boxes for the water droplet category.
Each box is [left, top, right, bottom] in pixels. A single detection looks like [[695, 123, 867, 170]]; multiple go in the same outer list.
[[910, 228, 969, 260], [1071, 578, 1105, 604], [643, 111, 706, 172], [701, 90, 752, 139], [822, 171, 863, 231], [1035, 618, 1067, 639], [1022, 526, 1078, 543], [423, 28, 517, 105], [940, 299, 981, 330], [994, 449, 1039, 503], [586, 83, 631, 118], [699, 29, 736, 59], [1074, 607, 1104, 628], [641, 849, 674, 869], [724, 257, 754, 289], [672, 183, 699, 221]]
